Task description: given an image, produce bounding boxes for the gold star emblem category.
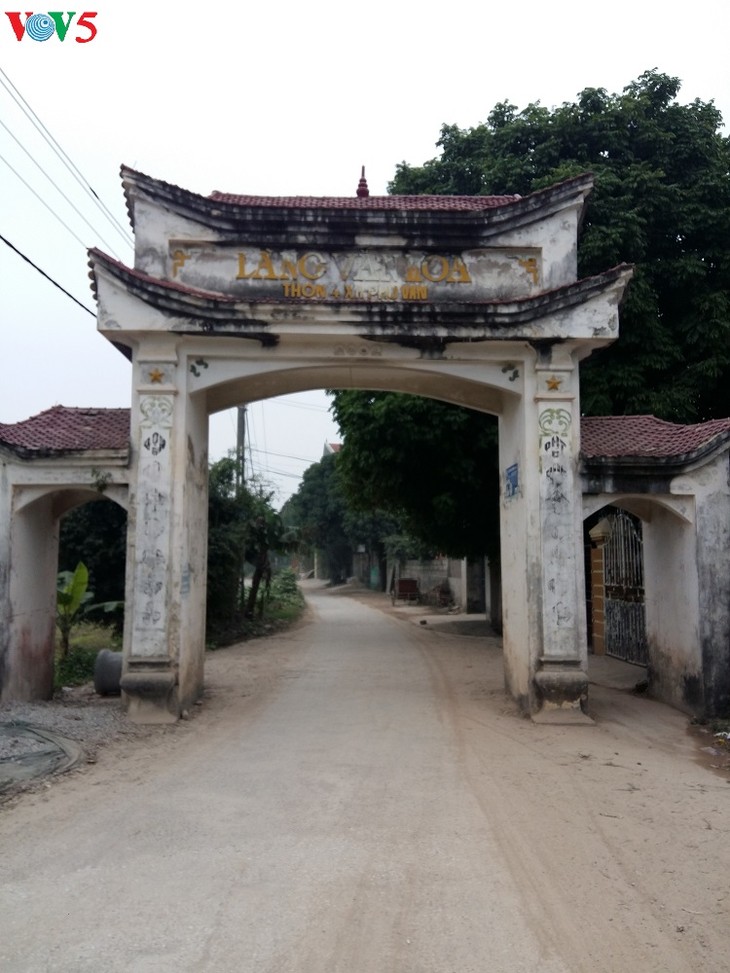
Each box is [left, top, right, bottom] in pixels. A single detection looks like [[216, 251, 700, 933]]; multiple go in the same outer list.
[[546, 375, 562, 391], [149, 368, 165, 384]]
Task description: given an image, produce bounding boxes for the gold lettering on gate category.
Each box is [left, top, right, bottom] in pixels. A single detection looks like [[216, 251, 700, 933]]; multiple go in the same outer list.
[[235, 249, 472, 297]]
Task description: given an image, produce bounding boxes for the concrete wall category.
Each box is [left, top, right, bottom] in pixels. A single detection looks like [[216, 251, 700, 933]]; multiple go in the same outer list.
[[643, 505, 701, 713], [678, 454, 730, 716]]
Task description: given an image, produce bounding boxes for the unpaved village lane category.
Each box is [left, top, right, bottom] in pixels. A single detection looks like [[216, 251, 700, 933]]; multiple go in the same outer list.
[[1, 587, 728, 972]]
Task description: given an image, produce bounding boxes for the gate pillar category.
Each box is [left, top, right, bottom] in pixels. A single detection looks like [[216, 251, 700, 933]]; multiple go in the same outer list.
[[121, 342, 208, 722], [500, 352, 590, 721]]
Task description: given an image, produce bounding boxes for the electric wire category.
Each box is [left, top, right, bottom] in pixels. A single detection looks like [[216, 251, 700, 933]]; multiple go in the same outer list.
[[0, 232, 95, 316], [0, 117, 124, 259], [247, 445, 319, 464], [276, 398, 331, 412], [0, 152, 93, 252], [0, 67, 134, 250]]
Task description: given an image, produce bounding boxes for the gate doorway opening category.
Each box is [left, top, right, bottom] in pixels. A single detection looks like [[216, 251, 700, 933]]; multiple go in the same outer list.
[[56, 498, 127, 686], [586, 508, 648, 668]]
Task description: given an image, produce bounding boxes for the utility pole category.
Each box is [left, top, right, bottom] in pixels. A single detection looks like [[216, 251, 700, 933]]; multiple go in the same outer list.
[[236, 404, 248, 610], [236, 404, 247, 491]]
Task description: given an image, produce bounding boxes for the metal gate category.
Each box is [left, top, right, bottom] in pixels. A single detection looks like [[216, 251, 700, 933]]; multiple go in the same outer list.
[[603, 510, 648, 666]]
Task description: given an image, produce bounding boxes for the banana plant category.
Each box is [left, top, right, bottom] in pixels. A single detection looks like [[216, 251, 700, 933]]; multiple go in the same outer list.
[[56, 562, 122, 659]]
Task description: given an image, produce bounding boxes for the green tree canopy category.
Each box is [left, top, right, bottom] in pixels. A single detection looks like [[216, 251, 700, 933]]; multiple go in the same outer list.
[[331, 71, 729, 560], [391, 69, 730, 420], [329, 392, 500, 559]]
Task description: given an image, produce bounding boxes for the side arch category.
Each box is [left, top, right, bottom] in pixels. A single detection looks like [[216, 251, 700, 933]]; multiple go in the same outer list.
[[1, 488, 128, 703], [584, 495, 702, 714]]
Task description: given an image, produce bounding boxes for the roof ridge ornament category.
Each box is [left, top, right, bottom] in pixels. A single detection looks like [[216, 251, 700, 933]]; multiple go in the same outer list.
[[356, 166, 369, 198]]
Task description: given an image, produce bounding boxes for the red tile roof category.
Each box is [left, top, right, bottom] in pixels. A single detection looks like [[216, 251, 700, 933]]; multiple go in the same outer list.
[[0, 406, 130, 455], [208, 191, 519, 211], [580, 415, 730, 461], [2, 408, 728, 468]]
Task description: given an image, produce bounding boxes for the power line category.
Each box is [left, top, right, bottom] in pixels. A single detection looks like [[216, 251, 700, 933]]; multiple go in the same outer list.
[[247, 445, 322, 464], [0, 116, 124, 259], [0, 67, 134, 250], [0, 232, 95, 317], [1, 152, 92, 252], [276, 397, 332, 412], [265, 468, 304, 480]]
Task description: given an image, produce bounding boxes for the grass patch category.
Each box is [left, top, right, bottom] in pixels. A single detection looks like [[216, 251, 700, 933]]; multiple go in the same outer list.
[[207, 569, 306, 649], [53, 571, 306, 681], [55, 622, 120, 690]]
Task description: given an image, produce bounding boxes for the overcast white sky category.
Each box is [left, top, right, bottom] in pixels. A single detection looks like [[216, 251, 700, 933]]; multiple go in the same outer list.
[[1, 1, 728, 504]]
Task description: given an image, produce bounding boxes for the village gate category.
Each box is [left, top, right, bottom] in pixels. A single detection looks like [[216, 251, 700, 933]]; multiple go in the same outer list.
[[88, 167, 631, 723]]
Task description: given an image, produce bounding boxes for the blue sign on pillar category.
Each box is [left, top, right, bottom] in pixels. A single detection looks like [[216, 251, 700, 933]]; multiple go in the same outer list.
[[505, 463, 519, 498]]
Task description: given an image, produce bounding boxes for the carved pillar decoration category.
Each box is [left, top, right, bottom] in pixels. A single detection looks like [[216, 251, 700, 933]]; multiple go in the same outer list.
[[132, 393, 174, 654], [121, 358, 180, 722], [532, 369, 590, 720]]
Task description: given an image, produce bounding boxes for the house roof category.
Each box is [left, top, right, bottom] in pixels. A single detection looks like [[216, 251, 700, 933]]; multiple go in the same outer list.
[[580, 415, 730, 466], [0, 406, 130, 457], [3, 408, 728, 468]]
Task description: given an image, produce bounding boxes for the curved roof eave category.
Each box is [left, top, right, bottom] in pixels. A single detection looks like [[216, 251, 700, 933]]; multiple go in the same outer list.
[[119, 166, 595, 243]]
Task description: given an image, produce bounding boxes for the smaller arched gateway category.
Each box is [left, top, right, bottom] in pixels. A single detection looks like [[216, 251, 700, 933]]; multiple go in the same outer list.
[[581, 415, 730, 717], [3, 168, 638, 723], [0, 407, 130, 700]]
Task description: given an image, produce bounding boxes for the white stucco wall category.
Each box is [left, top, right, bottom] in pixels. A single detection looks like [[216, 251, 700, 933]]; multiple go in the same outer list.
[[643, 504, 701, 712]]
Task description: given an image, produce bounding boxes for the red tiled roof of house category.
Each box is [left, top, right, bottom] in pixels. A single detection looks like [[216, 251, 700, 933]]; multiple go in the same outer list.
[[0, 406, 130, 455], [208, 191, 519, 211], [2, 408, 728, 465], [580, 415, 730, 460]]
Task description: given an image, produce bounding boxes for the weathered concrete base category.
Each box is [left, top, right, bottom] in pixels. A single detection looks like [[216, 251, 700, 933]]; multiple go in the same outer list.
[[120, 659, 180, 724], [532, 706, 594, 725], [532, 660, 593, 724]]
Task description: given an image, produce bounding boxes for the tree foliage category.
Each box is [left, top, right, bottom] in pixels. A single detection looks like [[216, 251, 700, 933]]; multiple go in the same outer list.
[[281, 452, 355, 582], [390, 70, 730, 420], [329, 392, 500, 559], [56, 561, 122, 659], [330, 72, 729, 559], [207, 457, 285, 627], [281, 452, 399, 583], [59, 499, 127, 606]]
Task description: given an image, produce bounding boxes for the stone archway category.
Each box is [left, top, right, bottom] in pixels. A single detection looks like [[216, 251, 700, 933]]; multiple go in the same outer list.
[[89, 167, 632, 723]]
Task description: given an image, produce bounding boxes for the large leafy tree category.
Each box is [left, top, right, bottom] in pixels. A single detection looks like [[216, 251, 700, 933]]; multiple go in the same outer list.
[[329, 392, 500, 559], [390, 69, 730, 421], [332, 71, 729, 558]]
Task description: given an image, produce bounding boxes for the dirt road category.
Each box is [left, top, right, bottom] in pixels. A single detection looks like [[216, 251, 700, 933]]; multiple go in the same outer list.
[[1, 586, 728, 972]]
